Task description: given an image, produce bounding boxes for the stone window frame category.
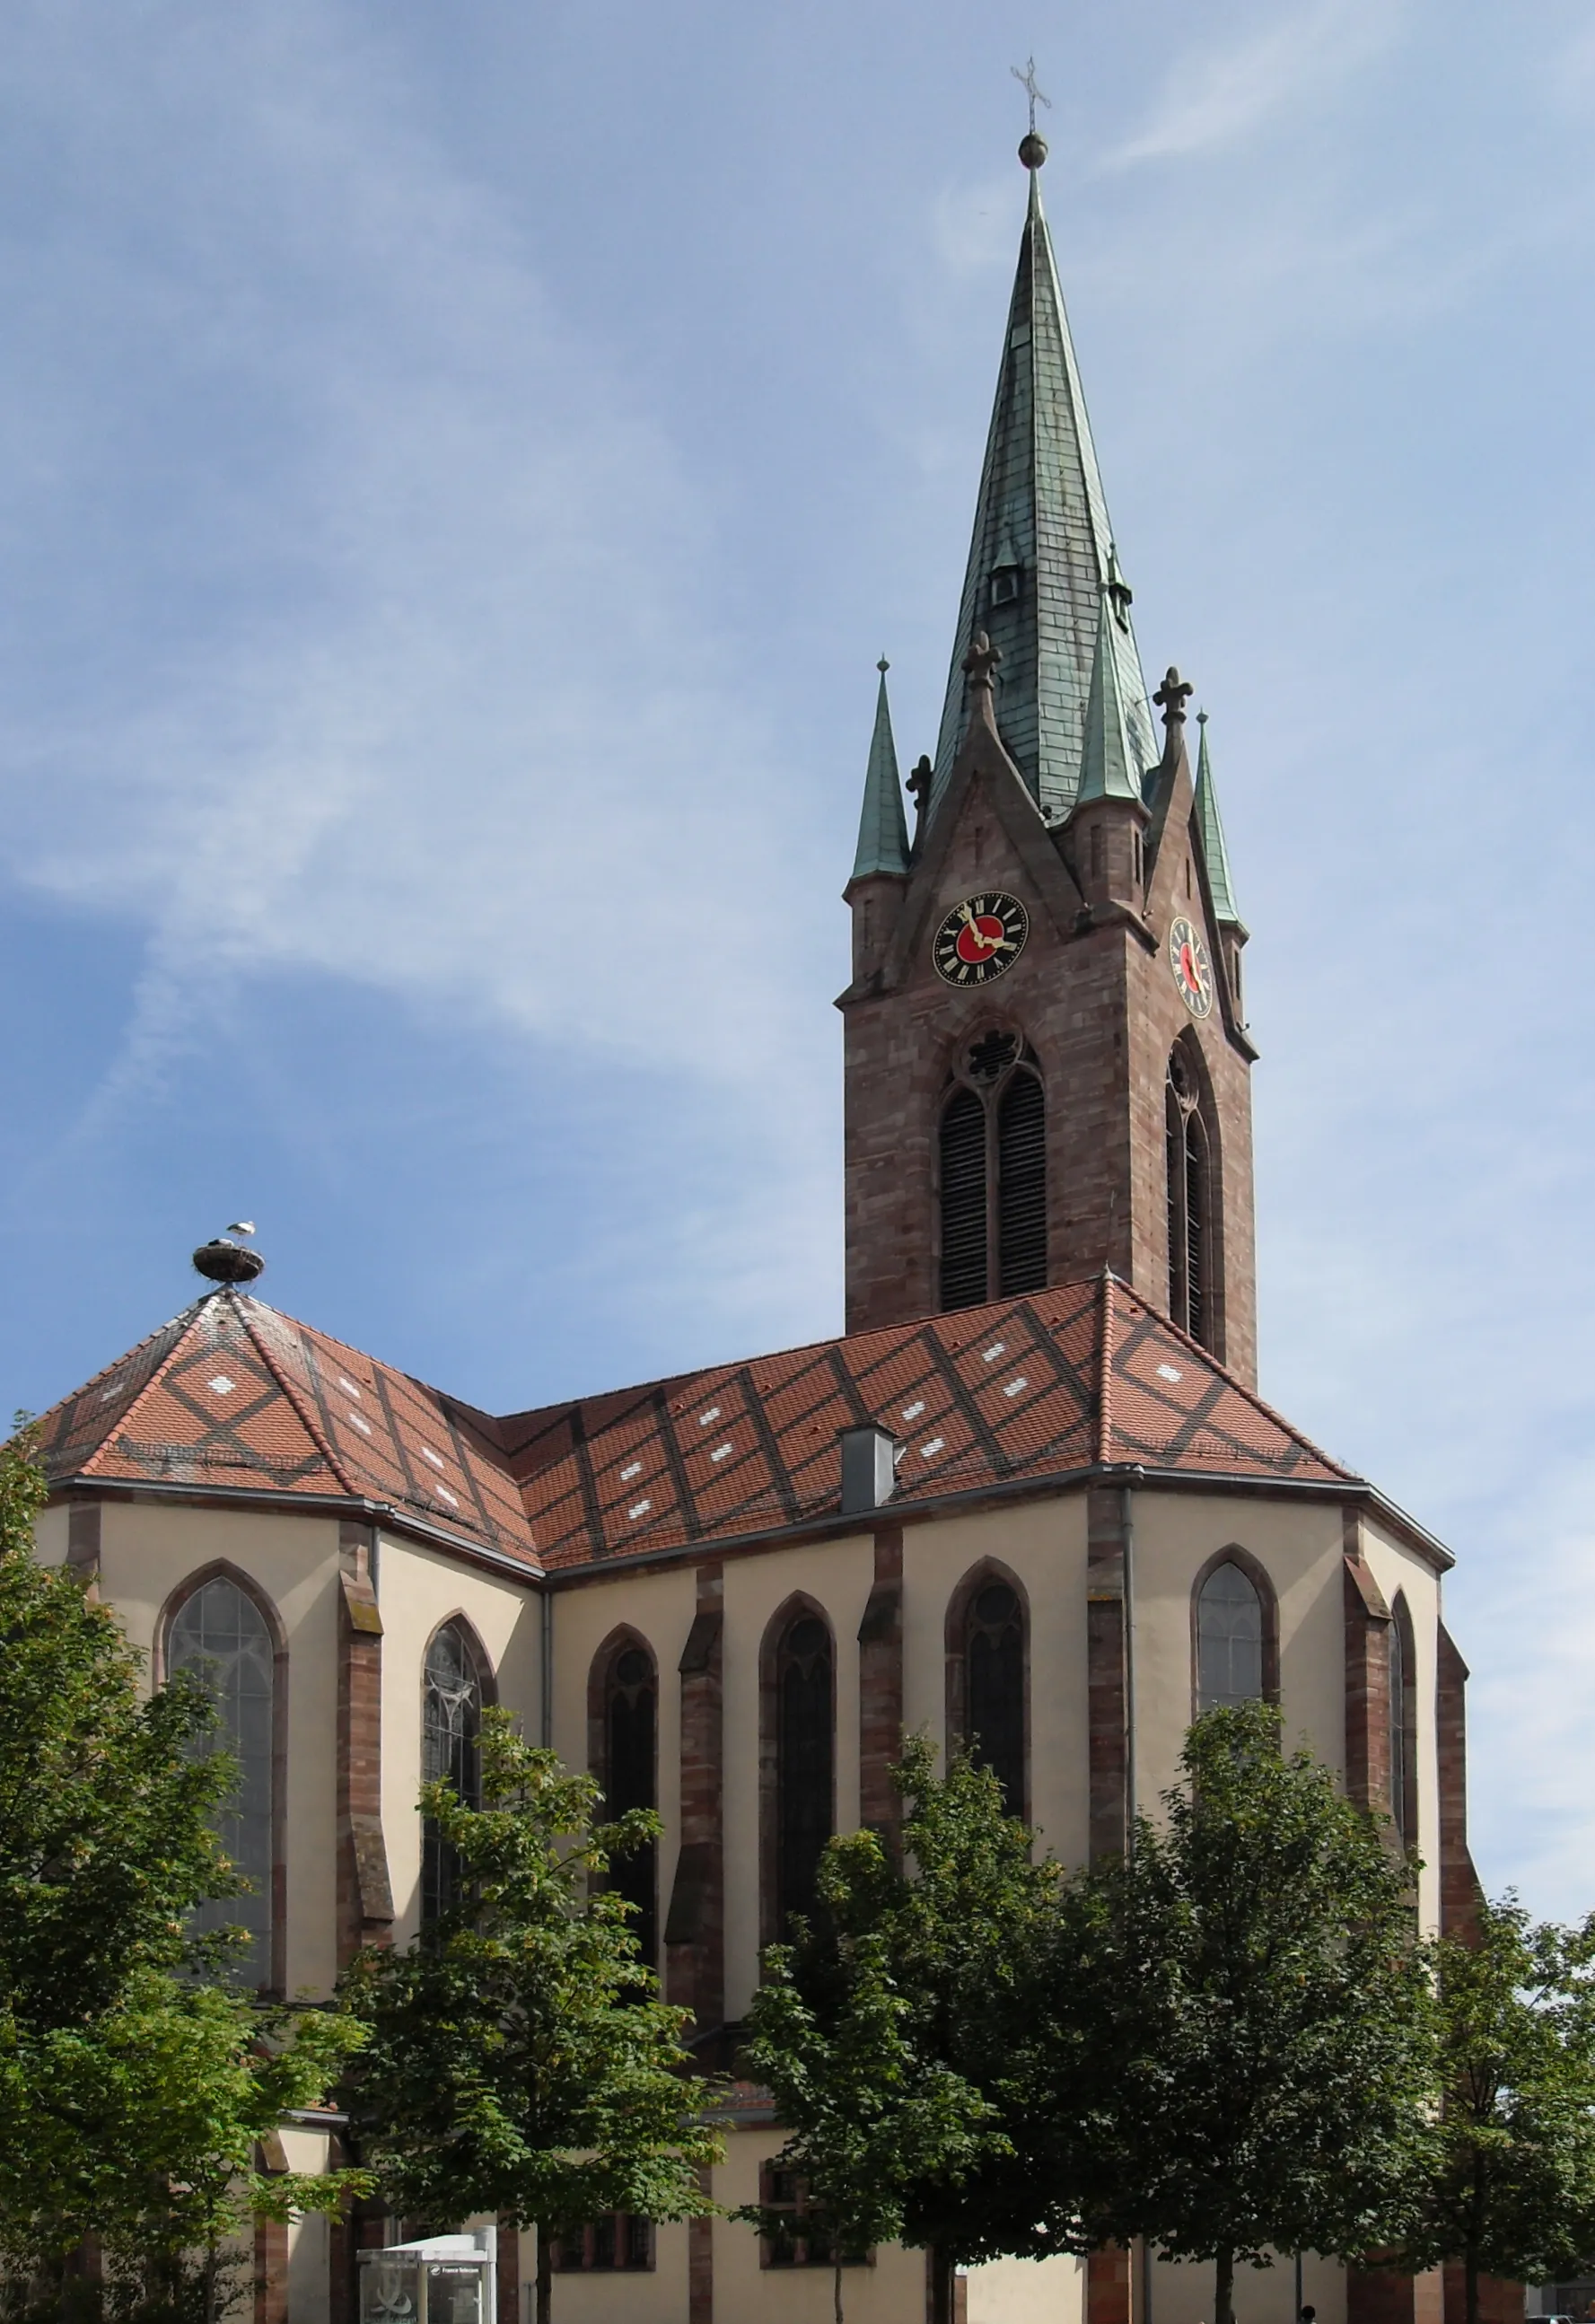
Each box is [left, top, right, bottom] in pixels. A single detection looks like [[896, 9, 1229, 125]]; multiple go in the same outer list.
[[155, 1560, 289, 2000], [1388, 1591, 1418, 1854], [1188, 1544, 1280, 1723], [585, 1624, 659, 1966], [758, 1592, 837, 1948], [1164, 1029, 1226, 1360], [943, 1557, 1031, 1824], [418, 1612, 496, 1927]]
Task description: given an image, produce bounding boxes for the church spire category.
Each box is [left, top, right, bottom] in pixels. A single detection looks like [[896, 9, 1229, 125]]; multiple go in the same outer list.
[[929, 138, 1156, 826], [1075, 591, 1148, 804], [1194, 710, 1241, 925], [850, 657, 910, 881]]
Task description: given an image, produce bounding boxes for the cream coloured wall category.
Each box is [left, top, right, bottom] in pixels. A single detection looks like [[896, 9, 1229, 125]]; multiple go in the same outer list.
[[901, 1496, 1091, 1864], [547, 1560, 697, 1830], [1142, 2247, 1346, 2324], [710, 2127, 929, 2324], [526, 2221, 689, 2324], [723, 1532, 876, 2017], [1360, 1518, 1445, 1934], [32, 1504, 68, 1565], [96, 1499, 344, 1996], [1130, 1492, 1349, 1817], [377, 1533, 542, 1944], [966, 2251, 1082, 2324]]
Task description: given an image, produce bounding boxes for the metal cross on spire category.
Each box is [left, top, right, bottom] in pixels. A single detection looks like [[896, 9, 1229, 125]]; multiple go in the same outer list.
[[1011, 57, 1051, 137]]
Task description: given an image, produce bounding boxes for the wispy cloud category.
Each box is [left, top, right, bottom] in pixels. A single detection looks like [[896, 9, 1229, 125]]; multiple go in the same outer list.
[[1110, 0, 1399, 166]]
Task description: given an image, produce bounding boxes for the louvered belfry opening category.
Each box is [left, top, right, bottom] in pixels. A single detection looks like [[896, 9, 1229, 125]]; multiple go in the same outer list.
[[1165, 1039, 1215, 1350], [937, 1031, 1047, 1311]]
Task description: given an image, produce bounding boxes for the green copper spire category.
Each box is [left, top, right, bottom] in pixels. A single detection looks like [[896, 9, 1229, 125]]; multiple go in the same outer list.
[[1195, 710, 1241, 924], [929, 145, 1156, 824], [1076, 592, 1148, 803], [850, 658, 910, 881]]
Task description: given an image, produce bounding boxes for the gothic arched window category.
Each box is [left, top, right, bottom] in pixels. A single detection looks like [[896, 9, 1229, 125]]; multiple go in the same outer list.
[[1389, 1593, 1417, 1853], [772, 1609, 834, 1934], [1196, 1559, 1264, 1712], [422, 1618, 486, 1927], [599, 1636, 658, 1963], [938, 1032, 1047, 1311], [165, 1570, 278, 1986], [1166, 1039, 1215, 1348], [956, 1574, 1027, 1818]]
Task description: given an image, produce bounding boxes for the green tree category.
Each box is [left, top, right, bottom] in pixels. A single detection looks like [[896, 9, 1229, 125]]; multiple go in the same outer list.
[[1394, 1896, 1595, 2324], [1065, 1703, 1433, 2324], [340, 1710, 723, 2324], [0, 1425, 365, 2318], [767, 1739, 1072, 2324], [739, 1925, 995, 2324]]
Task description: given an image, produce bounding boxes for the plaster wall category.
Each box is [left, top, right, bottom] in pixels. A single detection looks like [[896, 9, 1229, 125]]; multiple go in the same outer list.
[[32, 1504, 68, 1564], [901, 1495, 1091, 1864], [376, 1534, 541, 1944], [1130, 1492, 1349, 1815], [96, 1499, 343, 1995], [711, 2128, 927, 2324]]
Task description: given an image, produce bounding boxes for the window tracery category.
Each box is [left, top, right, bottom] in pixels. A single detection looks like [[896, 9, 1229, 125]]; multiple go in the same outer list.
[[422, 1618, 486, 1927], [165, 1571, 277, 1986], [1196, 1559, 1264, 1711], [961, 1577, 1025, 1816]]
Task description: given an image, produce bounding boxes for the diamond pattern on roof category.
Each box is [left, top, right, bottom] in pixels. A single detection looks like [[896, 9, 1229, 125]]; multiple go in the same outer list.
[[32, 1294, 539, 1568], [501, 1276, 1351, 1569]]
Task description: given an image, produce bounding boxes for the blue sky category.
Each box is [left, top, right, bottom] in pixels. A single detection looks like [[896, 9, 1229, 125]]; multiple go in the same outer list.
[[3, 0, 1593, 1914]]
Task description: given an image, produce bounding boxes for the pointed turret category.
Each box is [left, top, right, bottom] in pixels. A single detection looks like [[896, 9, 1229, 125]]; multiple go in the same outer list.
[[1194, 710, 1240, 925], [928, 140, 1156, 827], [1075, 592, 1147, 804], [850, 659, 910, 881]]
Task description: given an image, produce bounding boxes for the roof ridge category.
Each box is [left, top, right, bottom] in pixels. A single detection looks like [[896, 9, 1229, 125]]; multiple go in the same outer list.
[[1094, 1267, 1116, 1465], [234, 1295, 363, 1499], [1112, 1279, 1356, 1480], [78, 1302, 215, 1478], [27, 1299, 200, 1443]]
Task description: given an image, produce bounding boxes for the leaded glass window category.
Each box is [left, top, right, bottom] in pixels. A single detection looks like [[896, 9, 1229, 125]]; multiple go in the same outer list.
[[776, 1615, 833, 1931], [1196, 1561, 1263, 1711], [605, 1644, 657, 1963], [422, 1620, 483, 1926], [166, 1574, 275, 1984], [965, 1580, 1025, 1815]]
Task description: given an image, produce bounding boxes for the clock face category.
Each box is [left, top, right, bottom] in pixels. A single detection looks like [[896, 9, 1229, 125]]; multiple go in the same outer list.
[[933, 892, 1029, 987], [1169, 916, 1214, 1018]]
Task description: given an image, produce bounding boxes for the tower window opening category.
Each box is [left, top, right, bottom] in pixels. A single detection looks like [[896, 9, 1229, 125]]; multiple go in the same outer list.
[[1133, 830, 1144, 887], [938, 1041, 1047, 1311], [1166, 1042, 1215, 1349]]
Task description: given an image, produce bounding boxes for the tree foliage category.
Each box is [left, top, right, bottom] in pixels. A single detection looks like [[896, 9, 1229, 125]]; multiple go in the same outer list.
[[0, 1425, 365, 2317], [1064, 1704, 1433, 2324], [1394, 1896, 1595, 2324], [739, 1921, 995, 2324], [340, 1710, 722, 2324], [758, 1738, 1070, 2323]]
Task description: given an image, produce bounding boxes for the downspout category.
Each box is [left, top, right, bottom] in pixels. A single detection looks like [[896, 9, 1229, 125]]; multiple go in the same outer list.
[[1123, 1470, 1148, 2324]]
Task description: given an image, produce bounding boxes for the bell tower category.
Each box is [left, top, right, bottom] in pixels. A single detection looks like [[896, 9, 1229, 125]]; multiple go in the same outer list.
[[838, 135, 1259, 1384]]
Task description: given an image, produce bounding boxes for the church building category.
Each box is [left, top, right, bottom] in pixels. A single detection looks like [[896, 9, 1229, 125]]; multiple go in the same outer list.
[[27, 130, 1480, 2324]]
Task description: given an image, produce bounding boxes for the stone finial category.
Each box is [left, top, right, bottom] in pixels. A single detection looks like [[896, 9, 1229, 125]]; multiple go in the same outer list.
[[1154, 666, 1194, 727], [963, 629, 1002, 690], [906, 753, 933, 832]]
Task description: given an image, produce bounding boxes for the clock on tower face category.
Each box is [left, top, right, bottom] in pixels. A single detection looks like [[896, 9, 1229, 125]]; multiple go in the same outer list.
[[1169, 916, 1214, 1018], [932, 892, 1030, 987]]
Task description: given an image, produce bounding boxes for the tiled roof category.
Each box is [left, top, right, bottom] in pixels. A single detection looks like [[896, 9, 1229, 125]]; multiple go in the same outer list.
[[31, 1276, 1356, 1579], [33, 1292, 539, 1569], [495, 1274, 1354, 1570]]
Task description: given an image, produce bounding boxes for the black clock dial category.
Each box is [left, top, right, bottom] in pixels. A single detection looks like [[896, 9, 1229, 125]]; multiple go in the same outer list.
[[932, 892, 1029, 987]]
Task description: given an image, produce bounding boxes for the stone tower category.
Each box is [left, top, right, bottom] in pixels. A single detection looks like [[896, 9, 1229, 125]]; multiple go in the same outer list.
[[839, 139, 1259, 1384]]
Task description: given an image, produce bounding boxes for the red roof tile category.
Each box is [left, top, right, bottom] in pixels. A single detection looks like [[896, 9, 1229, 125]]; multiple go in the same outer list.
[[34, 1293, 540, 1569], [495, 1275, 1354, 1569], [31, 1276, 1354, 1578]]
